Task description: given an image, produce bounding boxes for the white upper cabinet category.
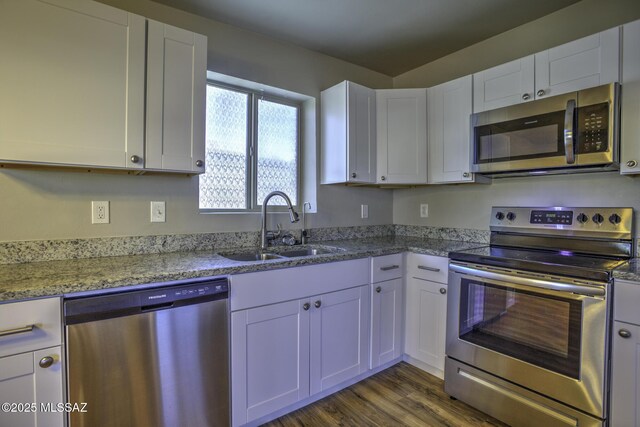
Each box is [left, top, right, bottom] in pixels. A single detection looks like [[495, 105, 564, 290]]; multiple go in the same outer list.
[[473, 55, 535, 113], [427, 76, 475, 184], [621, 19, 640, 175], [321, 81, 376, 184], [0, 0, 146, 169], [534, 27, 620, 99], [376, 89, 427, 184], [473, 27, 620, 113], [146, 21, 207, 173]]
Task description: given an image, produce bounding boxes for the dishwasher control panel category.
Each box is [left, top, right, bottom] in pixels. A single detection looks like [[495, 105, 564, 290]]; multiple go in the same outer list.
[[142, 280, 228, 306]]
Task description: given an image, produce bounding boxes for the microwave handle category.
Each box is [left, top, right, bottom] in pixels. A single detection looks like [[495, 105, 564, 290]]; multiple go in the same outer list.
[[564, 99, 576, 164]]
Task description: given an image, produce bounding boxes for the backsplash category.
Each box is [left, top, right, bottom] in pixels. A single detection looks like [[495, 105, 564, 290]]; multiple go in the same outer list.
[[0, 225, 395, 265], [394, 225, 490, 243]]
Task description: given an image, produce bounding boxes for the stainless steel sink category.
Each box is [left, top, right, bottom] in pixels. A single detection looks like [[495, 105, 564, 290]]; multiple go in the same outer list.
[[218, 251, 284, 261], [275, 247, 336, 258]]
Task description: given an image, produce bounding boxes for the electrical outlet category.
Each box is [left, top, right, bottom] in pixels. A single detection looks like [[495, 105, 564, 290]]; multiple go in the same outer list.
[[361, 204, 369, 219], [92, 201, 110, 224], [420, 204, 429, 218], [151, 201, 166, 223]]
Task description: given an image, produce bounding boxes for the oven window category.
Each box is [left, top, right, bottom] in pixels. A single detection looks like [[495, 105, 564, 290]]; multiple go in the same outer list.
[[475, 110, 565, 164], [459, 279, 582, 379]]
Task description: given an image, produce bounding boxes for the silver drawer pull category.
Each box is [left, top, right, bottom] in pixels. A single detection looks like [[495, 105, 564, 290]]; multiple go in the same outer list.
[[0, 324, 36, 338], [380, 265, 400, 271], [418, 265, 440, 272]]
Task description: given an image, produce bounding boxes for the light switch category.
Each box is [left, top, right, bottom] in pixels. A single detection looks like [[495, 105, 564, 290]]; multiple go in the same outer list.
[[151, 201, 166, 223], [361, 204, 369, 219]]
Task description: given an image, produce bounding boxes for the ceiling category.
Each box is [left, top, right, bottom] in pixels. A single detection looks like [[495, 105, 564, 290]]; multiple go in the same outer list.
[[152, 0, 580, 76]]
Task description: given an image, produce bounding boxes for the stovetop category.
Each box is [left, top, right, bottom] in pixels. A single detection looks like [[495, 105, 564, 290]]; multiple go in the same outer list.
[[449, 246, 628, 282]]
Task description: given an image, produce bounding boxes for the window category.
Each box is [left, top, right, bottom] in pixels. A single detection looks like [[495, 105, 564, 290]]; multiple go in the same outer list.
[[199, 83, 300, 211]]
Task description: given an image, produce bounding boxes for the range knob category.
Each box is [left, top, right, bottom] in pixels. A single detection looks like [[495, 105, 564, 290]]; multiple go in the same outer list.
[[576, 213, 589, 224], [592, 213, 604, 224], [609, 213, 621, 225], [506, 212, 516, 221], [495, 212, 505, 220]]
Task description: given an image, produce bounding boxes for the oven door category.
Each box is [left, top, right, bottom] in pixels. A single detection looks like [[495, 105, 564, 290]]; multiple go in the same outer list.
[[447, 262, 609, 418]]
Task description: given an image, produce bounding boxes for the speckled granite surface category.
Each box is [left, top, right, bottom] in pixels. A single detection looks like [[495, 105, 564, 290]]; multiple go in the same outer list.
[[0, 236, 485, 302], [394, 225, 490, 243], [613, 259, 640, 282]]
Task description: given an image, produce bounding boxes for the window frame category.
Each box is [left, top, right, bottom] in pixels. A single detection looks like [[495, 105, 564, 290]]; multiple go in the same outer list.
[[200, 81, 302, 213]]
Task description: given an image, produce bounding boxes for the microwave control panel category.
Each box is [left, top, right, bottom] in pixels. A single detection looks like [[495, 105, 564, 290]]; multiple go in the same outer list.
[[577, 102, 609, 154]]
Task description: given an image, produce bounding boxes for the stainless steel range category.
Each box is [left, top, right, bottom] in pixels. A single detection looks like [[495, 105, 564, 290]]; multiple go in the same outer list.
[[446, 207, 633, 427]]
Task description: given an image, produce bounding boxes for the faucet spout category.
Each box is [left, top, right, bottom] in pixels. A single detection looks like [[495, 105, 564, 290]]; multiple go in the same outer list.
[[261, 191, 299, 250]]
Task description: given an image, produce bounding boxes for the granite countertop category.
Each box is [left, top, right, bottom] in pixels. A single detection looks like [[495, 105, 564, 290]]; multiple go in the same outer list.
[[0, 236, 486, 302], [613, 258, 640, 282]]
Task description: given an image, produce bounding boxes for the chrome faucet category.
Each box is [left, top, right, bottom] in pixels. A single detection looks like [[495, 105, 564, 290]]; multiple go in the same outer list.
[[261, 191, 299, 250]]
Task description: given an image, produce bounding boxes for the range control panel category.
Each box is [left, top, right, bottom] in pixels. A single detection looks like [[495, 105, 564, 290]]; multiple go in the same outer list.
[[490, 207, 633, 238]]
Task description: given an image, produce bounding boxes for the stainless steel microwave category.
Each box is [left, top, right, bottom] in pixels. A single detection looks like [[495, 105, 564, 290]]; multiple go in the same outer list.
[[471, 83, 620, 177]]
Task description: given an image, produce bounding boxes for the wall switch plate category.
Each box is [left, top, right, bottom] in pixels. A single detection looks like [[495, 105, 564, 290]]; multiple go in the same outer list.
[[361, 204, 369, 219], [92, 201, 110, 224], [420, 204, 429, 218], [151, 201, 166, 223]]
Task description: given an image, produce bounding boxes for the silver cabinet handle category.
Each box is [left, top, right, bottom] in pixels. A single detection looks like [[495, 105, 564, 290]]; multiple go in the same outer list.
[[303, 302, 310, 311], [626, 160, 637, 168], [564, 99, 576, 165], [380, 265, 400, 271], [351, 172, 357, 178], [376, 286, 382, 293], [130, 155, 141, 164], [619, 329, 632, 339], [522, 93, 530, 101], [381, 176, 386, 181], [195, 160, 204, 167], [417, 265, 440, 272], [0, 324, 35, 338], [314, 300, 322, 308], [537, 89, 545, 97], [39, 356, 54, 369], [462, 172, 470, 178], [439, 288, 447, 295]]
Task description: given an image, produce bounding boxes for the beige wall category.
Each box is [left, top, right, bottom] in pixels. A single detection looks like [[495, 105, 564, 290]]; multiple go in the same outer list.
[[394, 0, 640, 88], [0, 0, 394, 242], [393, 0, 640, 232]]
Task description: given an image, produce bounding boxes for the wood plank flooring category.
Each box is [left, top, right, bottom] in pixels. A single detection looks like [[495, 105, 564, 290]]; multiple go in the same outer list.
[[264, 362, 508, 427]]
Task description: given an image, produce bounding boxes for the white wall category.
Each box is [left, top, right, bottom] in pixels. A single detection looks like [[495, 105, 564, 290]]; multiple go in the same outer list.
[[0, 0, 394, 242], [393, 0, 640, 231]]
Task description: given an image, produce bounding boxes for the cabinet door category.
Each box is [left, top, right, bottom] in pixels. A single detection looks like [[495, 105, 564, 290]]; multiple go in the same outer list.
[[376, 89, 427, 184], [371, 278, 403, 369], [404, 278, 447, 377], [473, 55, 535, 113], [0, 0, 145, 169], [347, 82, 377, 183], [310, 286, 370, 394], [428, 76, 474, 184], [231, 300, 310, 426], [535, 27, 619, 100], [0, 347, 63, 427], [610, 322, 640, 427], [621, 20, 640, 175], [146, 20, 207, 173]]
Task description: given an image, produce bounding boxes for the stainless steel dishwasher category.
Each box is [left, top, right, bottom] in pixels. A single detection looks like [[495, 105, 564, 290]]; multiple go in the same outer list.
[[64, 278, 229, 427]]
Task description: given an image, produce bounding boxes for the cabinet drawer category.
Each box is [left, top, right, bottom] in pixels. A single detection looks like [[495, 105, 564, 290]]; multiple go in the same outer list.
[[371, 253, 404, 283], [407, 253, 448, 284], [614, 280, 640, 325], [0, 298, 62, 358]]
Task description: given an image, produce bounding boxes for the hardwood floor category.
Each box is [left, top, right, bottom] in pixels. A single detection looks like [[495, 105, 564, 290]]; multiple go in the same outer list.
[[264, 362, 508, 427]]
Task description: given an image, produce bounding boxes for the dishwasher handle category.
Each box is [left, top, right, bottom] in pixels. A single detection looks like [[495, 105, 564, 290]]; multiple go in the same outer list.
[[65, 277, 228, 325]]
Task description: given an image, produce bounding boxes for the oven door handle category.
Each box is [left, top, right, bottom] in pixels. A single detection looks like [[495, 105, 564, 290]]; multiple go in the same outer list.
[[449, 263, 605, 297]]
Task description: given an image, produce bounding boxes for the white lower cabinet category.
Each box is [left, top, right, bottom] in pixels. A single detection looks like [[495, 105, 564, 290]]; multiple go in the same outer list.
[[611, 321, 640, 427], [230, 260, 371, 427], [404, 253, 448, 378], [232, 286, 369, 426], [370, 277, 403, 369], [0, 298, 63, 427]]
